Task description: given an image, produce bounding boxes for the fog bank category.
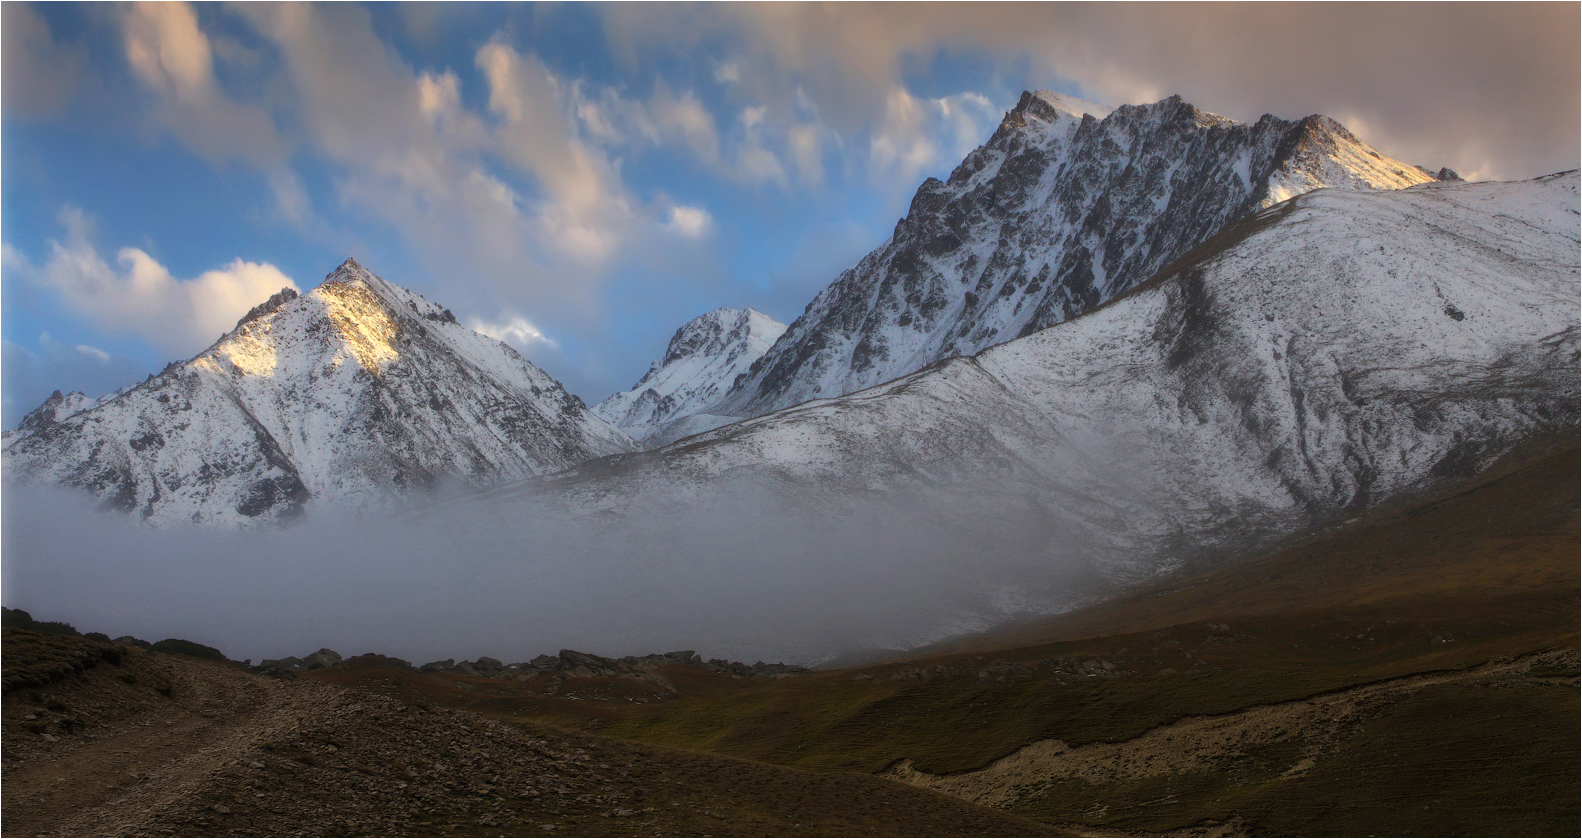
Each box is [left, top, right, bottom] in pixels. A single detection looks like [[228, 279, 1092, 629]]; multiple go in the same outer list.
[[2, 478, 1105, 666]]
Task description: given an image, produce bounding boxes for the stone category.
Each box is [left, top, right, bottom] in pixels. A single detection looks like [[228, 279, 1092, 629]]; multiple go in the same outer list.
[[303, 649, 343, 670]]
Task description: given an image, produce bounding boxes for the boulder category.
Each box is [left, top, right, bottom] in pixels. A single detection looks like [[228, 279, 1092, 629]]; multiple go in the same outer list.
[[420, 659, 455, 672], [303, 649, 342, 670]]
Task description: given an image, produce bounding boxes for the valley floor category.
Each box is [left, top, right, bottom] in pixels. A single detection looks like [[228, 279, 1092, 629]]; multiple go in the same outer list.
[[4, 440, 1576, 837]]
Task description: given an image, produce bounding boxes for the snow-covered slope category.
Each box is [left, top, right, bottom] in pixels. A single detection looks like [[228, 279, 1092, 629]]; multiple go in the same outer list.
[[496, 173, 1579, 615], [3, 259, 638, 525], [593, 308, 786, 446], [709, 91, 1449, 420], [2, 390, 103, 448]]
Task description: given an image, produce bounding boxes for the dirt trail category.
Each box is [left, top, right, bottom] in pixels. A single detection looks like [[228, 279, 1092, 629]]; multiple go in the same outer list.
[[3, 647, 330, 836], [883, 648, 1578, 810]]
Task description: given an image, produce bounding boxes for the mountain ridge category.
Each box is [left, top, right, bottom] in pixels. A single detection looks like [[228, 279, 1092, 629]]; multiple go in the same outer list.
[[3, 259, 638, 525], [698, 92, 1448, 424], [490, 172, 1578, 650]]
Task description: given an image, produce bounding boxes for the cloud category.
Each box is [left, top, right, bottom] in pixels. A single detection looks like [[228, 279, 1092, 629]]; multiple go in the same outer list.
[[121, 1, 285, 166], [603, 3, 1580, 182], [466, 313, 559, 352], [663, 205, 713, 239], [10, 207, 297, 357], [476, 41, 634, 264], [870, 88, 1000, 185], [1, 2, 85, 117]]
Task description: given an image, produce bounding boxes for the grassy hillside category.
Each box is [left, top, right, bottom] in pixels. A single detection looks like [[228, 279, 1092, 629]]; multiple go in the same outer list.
[[500, 439, 1578, 835]]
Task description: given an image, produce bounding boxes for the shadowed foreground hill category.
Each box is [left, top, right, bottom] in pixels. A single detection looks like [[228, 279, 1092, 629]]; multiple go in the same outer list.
[[1, 630, 1054, 837]]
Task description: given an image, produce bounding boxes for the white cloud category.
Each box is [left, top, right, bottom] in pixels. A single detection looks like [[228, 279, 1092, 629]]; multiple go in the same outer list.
[[121, 1, 284, 166], [663, 205, 713, 239], [73, 343, 112, 363], [12, 206, 297, 357], [466, 314, 559, 352], [870, 87, 999, 185], [476, 41, 633, 264]]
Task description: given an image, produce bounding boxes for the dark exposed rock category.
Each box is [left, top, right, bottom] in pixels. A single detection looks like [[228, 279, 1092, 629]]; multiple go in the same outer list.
[[707, 92, 1438, 422]]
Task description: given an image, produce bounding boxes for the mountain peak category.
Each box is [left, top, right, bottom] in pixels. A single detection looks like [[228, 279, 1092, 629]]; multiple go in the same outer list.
[[5, 259, 637, 524], [594, 307, 787, 445], [1017, 90, 1112, 122], [705, 92, 1443, 421]]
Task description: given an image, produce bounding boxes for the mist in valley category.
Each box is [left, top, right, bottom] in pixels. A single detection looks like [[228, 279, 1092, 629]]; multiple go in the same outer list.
[[1, 477, 1113, 667]]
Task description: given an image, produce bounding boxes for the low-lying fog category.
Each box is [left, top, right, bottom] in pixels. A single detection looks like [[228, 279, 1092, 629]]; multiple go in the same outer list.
[[2, 478, 1116, 666]]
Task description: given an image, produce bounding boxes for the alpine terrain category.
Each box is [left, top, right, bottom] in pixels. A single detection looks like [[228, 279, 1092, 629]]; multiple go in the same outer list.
[[686, 91, 1452, 425], [1, 259, 637, 525], [505, 172, 1579, 632], [593, 308, 786, 446]]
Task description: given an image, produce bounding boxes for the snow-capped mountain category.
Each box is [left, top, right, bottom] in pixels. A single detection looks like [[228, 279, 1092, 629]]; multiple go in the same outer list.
[[3, 259, 638, 525], [2, 389, 103, 448], [593, 308, 786, 445], [706, 91, 1451, 421], [490, 173, 1579, 624]]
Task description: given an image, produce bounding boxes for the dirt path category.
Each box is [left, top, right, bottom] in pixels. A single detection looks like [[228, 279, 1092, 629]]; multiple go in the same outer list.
[[3, 647, 327, 836], [883, 648, 1578, 811]]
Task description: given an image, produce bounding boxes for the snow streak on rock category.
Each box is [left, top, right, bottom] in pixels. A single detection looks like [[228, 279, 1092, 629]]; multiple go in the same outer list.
[[711, 92, 1446, 420], [593, 308, 786, 445], [3, 259, 638, 525]]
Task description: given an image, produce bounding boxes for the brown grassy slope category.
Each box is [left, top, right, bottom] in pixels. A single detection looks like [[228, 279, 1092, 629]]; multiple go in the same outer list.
[[517, 439, 1577, 780], [3, 633, 1056, 837]]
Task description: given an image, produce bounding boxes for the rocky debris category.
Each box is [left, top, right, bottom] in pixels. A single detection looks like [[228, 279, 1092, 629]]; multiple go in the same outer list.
[[1040, 657, 1126, 679], [978, 660, 1034, 681]]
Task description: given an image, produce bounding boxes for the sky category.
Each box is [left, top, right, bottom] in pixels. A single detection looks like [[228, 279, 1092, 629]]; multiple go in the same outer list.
[[3, 1, 1578, 427]]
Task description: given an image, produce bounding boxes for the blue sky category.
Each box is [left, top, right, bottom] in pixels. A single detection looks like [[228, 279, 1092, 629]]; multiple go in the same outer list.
[[3, 2, 1577, 426]]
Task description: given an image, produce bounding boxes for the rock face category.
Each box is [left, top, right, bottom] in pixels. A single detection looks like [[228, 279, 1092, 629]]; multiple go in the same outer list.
[[504, 173, 1580, 606], [2, 259, 638, 525], [593, 308, 786, 445], [707, 91, 1443, 421]]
